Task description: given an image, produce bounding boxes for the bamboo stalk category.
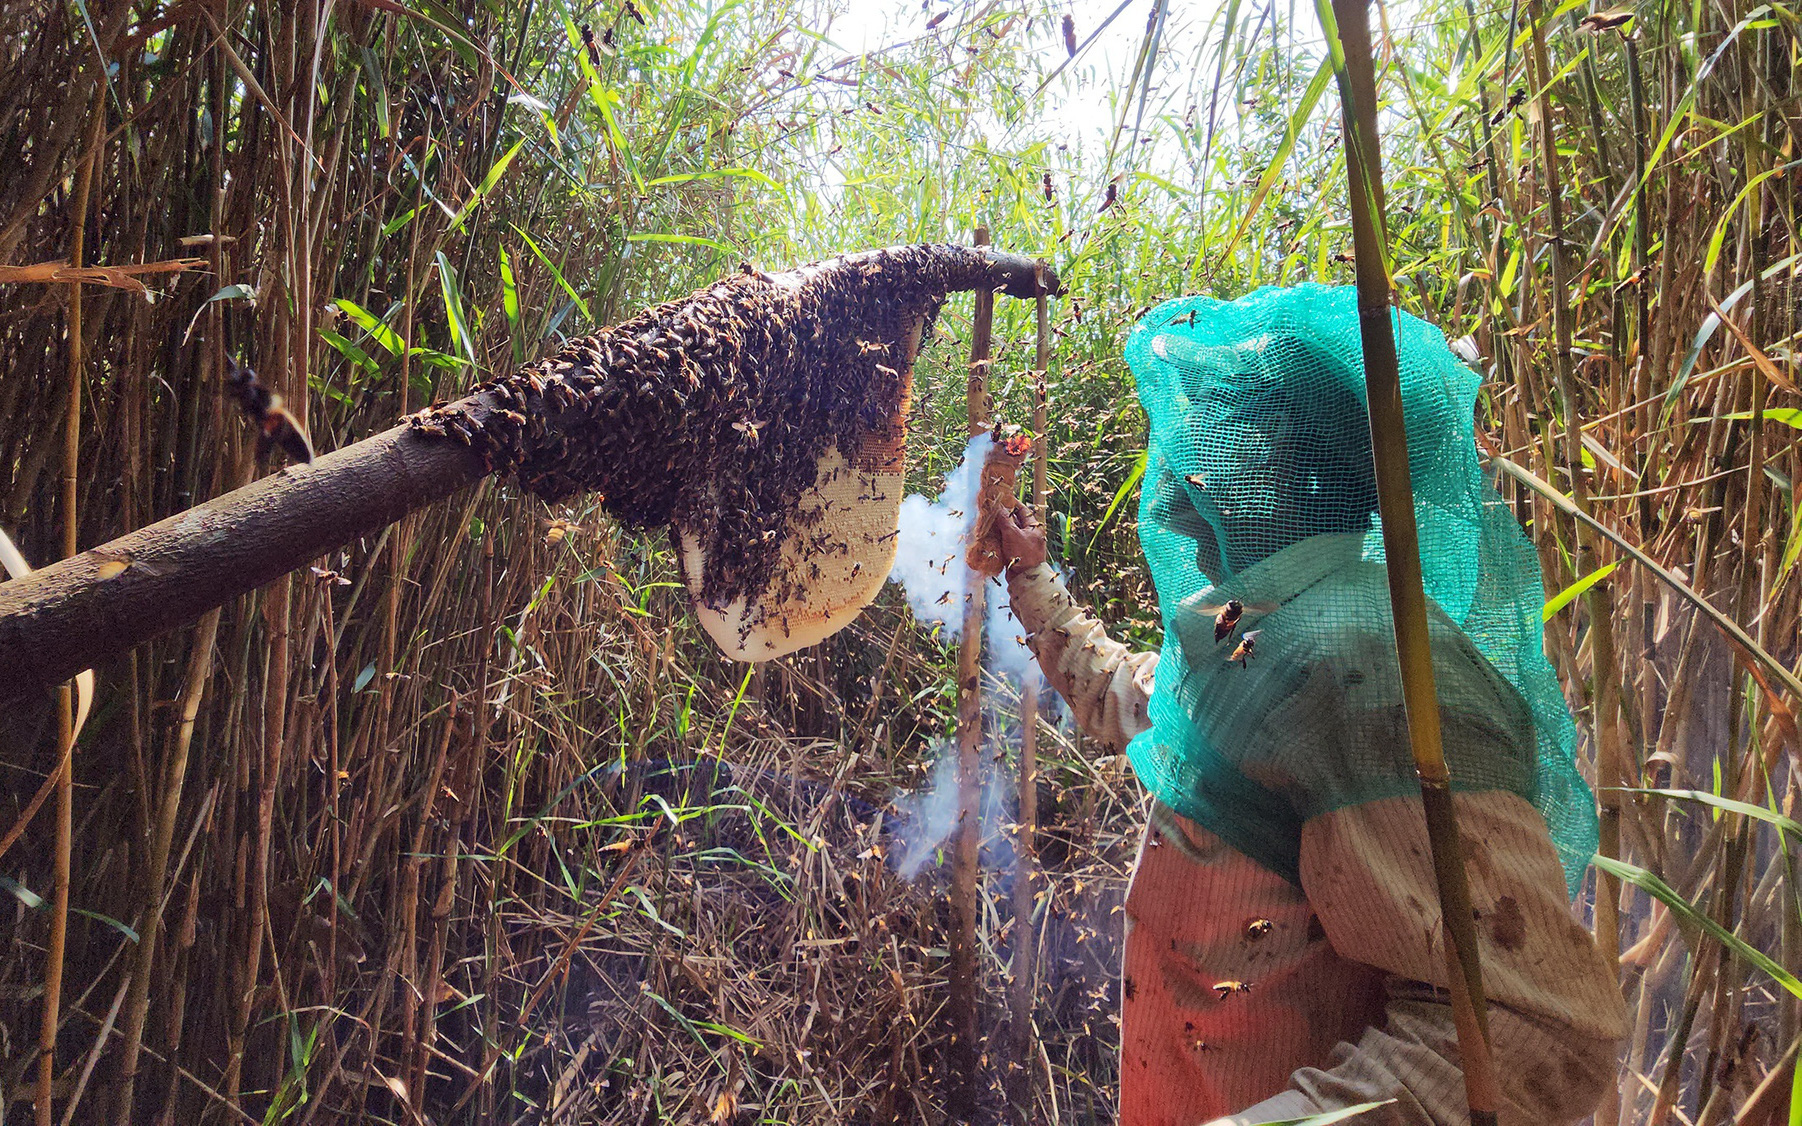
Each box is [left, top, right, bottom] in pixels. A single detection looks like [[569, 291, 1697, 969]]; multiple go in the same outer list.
[[947, 224, 994, 1120], [36, 90, 102, 1126], [1007, 291, 1051, 1123], [1324, 0, 1501, 1121], [1524, 0, 1629, 1007]]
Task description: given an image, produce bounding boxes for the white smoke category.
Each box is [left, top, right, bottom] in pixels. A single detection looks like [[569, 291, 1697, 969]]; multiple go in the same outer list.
[[888, 434, 992, 640], [884, 434, 1053, 881], [890, 739, 1018, 881]]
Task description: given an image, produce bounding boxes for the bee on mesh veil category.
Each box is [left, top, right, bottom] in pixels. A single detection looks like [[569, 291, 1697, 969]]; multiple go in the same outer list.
[[1124, 284, 1596, 896]]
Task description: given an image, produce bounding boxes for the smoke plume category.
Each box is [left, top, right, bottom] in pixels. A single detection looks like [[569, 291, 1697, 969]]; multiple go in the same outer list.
[[884, 434, 1050, 880]]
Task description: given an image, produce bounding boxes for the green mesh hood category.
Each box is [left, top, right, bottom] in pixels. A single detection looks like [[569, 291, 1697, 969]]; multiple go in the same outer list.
[[1124, 284, 1595, 895]]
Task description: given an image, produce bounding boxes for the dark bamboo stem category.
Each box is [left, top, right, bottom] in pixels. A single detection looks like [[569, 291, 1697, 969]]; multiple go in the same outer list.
[[947, 226, 994, 1120], [1007, 291, 1051, 1122], [1326, 0, 1501, 1121]]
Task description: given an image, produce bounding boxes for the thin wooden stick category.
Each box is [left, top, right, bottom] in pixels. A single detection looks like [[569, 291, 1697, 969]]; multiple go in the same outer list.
[[1008, 291, 1051, 1122], [36, 89, 102, 1126], [947, 224, 994, 1120], [1324, 0, 1500, 1121], [1523, 0, 1629, 1004]]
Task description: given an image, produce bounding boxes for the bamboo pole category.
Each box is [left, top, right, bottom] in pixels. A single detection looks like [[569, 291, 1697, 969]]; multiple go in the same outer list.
[[1324, 0, 1501, 1122], [36, 92, 102, 1126], [1523, 0, 1629, 1006], [1007, 291, 1051, 1122], [947, 225, 994, 1119]]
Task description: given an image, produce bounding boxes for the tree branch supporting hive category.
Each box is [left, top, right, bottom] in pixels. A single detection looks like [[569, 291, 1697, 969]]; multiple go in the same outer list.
[[0, 244, 1055, 703]]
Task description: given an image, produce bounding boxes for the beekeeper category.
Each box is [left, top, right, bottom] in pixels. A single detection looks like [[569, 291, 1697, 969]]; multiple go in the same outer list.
[[982, 285, 1625, 1126]]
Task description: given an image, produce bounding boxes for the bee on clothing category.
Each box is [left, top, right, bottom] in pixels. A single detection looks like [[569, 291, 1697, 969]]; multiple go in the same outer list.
[[1212, 980, 1254, 999], [1227, 629, 1262, 668], [227, 360, 314, 466]]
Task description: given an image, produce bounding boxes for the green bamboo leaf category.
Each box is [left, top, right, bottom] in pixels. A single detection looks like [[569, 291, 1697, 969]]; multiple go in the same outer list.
[[626, 231, 739, 255], [1085, 449, 1147, 557], [435, 251, 476, 368], [357, 45, 390, 139], [513, 224, 591, 326], [1593, 854, 1802, 999], [317, 327, 381, 378], [333, 297, 407, 356], [500, 245, 524, 366], [449, 138, 527, 233], [1542, 561, 1617, 622], [1700, 408, 1802, 430], [645, 166, 780, 191], [1218, 57, 1333, 263], [1703, 158, 1802, 275], [1621, 788, 1802, 838], [1660, 249, 1802, 420]]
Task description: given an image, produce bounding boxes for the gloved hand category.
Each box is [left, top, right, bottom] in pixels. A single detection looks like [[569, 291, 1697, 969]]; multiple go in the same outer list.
[[992, 498, 1048, 578]]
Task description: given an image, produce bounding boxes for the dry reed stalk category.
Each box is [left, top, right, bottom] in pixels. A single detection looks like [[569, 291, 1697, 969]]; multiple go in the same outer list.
[[35, 88, 102, 1126], [947, 224, 994, 1119], [1007, 291, 1051, 1122], [1524, 0, 1630, 998]]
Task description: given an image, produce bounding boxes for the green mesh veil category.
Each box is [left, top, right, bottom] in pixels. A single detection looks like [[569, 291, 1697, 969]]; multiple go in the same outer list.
[[1124, 284, 1595, 896]]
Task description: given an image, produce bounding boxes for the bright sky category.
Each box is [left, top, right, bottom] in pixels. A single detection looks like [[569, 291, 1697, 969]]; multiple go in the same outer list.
[[817, 0, 1202, 150]]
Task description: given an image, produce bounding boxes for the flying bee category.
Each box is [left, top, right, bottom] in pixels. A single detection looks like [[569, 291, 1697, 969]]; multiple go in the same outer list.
[[1228, 629, 1263, 668], [1193, 598, 1277, 642], [227, 359, 315, 465], [579, 23, 603, 67], [1208, 599, 1244, 641], [1212, 980, 1254, 999], [544, 518, 572, 546]]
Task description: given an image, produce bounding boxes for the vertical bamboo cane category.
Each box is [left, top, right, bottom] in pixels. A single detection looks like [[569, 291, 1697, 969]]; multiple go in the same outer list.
[[36, 92, 102, 1126], [1524, 0, 1626, 998], [1325, 1, 1501, 1122], [948, 225, 994, 1118], [1007, 292, 1051, 1122]]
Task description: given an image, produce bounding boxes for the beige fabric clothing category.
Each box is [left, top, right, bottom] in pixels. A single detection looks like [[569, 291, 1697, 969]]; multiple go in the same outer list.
[[1003, 563, 1627, 1126], [1006, 562, 1158, 751]]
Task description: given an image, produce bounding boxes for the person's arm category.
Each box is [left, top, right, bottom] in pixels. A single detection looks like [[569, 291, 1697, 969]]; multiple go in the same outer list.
[[992, 501, 1157, 752]]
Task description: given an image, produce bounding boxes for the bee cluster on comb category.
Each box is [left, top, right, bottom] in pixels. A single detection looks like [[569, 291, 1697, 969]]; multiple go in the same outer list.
[[407, 244, 1046, 651]]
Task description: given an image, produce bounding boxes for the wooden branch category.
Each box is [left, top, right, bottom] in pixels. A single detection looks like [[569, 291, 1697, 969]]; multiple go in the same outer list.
[[946, 227, 995, 1120], [0, 244, 1055, 706]]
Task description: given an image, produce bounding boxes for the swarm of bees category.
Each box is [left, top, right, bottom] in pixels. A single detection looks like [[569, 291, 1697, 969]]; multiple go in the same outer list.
[[405, 244, 1016, 629]]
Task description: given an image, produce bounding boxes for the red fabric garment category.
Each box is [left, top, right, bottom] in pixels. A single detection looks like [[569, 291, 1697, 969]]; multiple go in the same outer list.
[[1121, 804, 1386, 1126]]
